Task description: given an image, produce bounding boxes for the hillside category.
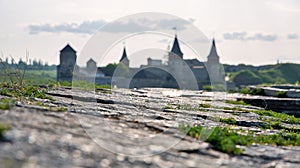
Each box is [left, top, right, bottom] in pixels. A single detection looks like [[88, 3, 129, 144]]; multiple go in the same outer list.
[[273, 63, 300, 83], [230, 63, 300, 87]]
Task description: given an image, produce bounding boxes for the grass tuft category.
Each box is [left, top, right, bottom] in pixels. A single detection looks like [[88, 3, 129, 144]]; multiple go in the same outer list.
[[0, 84, 54, 101], [0, 123, 11, 140], [253, 109, 300, 124], [0, 98, 15, 110], [219, 117, 237, 125], [180, 125, 300, 155], [225, 100, 249, 106]]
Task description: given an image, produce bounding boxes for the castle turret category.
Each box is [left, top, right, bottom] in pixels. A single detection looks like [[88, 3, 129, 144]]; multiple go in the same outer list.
[[170, 34, 183, 58], [119, 46, 129, 67], [57, 44, 78, 82], [206, 39, 225, 85], [207, 39, 220, 64], [59, 44, 76, 66], [168, 34, 184, 67], [167, 33, 191, 88], [87, 58, 97, 71]]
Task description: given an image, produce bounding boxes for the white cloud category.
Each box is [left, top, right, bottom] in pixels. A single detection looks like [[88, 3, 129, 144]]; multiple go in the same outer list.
[[27, 18, 192, 35], [287, 34, 298, 40], [27, 20, 107, 35], [223, 32, 278, 42]]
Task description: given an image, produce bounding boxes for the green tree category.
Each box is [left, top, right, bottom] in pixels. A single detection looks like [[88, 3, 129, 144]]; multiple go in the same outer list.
[[102, 63, 118, 76], [114, 63, 129, 77], [101, 63, 129, 77]]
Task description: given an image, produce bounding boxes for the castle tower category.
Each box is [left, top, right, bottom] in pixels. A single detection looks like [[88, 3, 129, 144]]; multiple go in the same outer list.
[[207, 39, 219, 64], [168, 34, 183, 60], [119, 46, 129, 67], [168, 34, 184, 69], [87, 58, 97, 71], [57, 44, 77, 82], [206, 39, 225, 85], [167, 33, 191, 88]]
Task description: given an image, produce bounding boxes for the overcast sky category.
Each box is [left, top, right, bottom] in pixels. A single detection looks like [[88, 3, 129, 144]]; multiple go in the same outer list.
[[0, 0, 299, 66]]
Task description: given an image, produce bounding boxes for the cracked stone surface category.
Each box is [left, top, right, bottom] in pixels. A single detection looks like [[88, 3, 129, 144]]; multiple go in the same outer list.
[[0, 87, 299, 167]]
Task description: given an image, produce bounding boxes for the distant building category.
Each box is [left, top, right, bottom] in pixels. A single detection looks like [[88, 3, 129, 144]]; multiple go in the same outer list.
[[79, 58, 105, 78], [87, 58, 97, 71], [147, 58, 162, 66], [57, 44, 79, 82]]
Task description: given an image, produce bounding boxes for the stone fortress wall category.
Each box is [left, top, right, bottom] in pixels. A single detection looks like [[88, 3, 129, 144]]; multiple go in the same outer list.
[[57, 34, 225, 90]]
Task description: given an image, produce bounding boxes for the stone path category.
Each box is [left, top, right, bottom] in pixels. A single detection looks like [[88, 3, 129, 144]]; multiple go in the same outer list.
[[0, 88, 299, 167]]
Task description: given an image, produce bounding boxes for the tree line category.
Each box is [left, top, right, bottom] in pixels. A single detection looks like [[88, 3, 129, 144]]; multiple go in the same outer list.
[[0, 57, 56, 70]]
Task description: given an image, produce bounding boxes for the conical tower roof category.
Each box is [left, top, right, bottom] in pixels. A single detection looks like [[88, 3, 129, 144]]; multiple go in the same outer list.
[[119, 46, 128, 62], [170, 34, 183, 57], [208, 38, 219, 58]]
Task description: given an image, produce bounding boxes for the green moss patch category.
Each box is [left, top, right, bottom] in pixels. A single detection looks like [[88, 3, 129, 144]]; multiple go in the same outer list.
[[0, 98, 15, 110], [0, 84, 53, 100], [225, 100, 249, 106], [180, 125, 300, 155], [253, 109, 300, 124], [0, 123, 11, 140]]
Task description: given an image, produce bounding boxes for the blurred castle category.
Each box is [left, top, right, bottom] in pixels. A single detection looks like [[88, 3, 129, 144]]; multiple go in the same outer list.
[[56, 44, 79, 82], [57, 34, 225, 90]]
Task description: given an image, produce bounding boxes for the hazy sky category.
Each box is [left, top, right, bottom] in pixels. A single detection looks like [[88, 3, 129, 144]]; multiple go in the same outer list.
[[0, 0, 299, 66]]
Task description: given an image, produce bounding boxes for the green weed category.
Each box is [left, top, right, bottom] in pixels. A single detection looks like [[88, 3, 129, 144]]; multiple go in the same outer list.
[[180, 125, 300, 155], [275, 91, 287, 98], [223, 106, 245, 111], [0, 98, 15, 110], [50, 106, 67, 112], [199, 103, 211, 108], [219, 117, 237, 125], [0, 84, 53, 101], [0, 123, 10, 140], [253, 109, 300, 124], [225, 100, 249, 106]]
